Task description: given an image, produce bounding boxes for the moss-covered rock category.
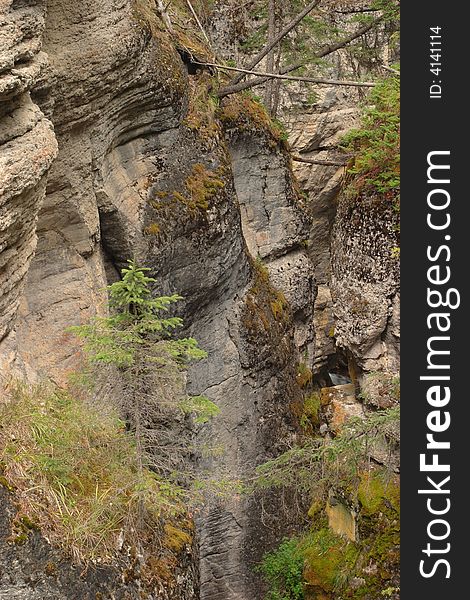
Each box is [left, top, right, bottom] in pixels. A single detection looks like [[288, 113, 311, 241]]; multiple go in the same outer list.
[[219, 93, 288, 149]]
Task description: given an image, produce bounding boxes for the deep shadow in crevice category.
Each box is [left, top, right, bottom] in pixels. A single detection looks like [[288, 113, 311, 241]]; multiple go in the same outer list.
[[177, 48, 202, 75]]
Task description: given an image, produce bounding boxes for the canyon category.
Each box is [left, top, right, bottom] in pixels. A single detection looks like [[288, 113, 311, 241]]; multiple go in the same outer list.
[[0, 1, 400, 599]]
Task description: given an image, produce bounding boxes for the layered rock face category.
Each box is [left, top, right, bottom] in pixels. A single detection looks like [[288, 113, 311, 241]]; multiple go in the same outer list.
[[13, 0, 189, 383], [0, 1, 315, 598], [185, 120, 315, 599], [1, 1, 399, 598], [0, 0, 57, 369]]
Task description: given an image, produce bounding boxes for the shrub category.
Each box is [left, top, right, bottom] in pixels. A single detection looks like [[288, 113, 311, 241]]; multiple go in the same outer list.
[[253, 406, 400, 496], [341, 75, 400, 200], [69, 260, 217, 481], [258, 537, 305, 600]]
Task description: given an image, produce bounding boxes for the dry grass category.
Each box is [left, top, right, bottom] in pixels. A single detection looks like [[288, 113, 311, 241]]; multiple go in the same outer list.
[[0, 381, 186, 564]]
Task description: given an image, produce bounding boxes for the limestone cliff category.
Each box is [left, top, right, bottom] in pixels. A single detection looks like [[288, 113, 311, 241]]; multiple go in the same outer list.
[[0, 0, 57, 359], [0, 1, 399, 599], [1, 1, 313, 598]]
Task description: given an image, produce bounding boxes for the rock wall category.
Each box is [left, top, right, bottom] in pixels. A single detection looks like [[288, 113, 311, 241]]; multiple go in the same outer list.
[[13, 0, 188, 384], [1, 0, 399, 598], [0, 1, 315, 598], [288, 87, 363, 375], [0, 0, 57, 371], [330, 191, 400, 375]]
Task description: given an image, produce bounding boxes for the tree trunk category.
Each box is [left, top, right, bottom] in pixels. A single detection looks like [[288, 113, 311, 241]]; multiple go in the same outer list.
[[229, 0, 322, 87], [219, 15, 383, 97], [264, 0, 276, 113], [271, 44, 282, 118]]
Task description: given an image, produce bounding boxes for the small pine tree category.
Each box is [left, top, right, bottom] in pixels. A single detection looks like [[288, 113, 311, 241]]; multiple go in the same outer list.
[[70, 260, 217, 484]]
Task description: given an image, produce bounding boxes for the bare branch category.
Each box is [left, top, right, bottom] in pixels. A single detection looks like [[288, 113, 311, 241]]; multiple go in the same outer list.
[[185, 0, 210, 44], [218, 62, 301, 97], [292, 155, 351, 167], [315, 15, 383, 58], [196, 61, 375, 91], [382, 64, 400, 75], [219, 16, 383, 97], [332, 6, 381, 14], [155, 0, 174, 33]]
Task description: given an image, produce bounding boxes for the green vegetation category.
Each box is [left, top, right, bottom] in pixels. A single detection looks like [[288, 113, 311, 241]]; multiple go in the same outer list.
[[182, 163, 226, 211], [255, 407, 400, 599], [254, 406, 399, 495], [258, 528, 361, 600], [183, 73, 221, 144], [258, 537, 305, 600], [341, 75, 400, 200], [299, 392, 321, 430], [243, 258, 291, 338], [70, 259, 205, 369], [0, 260, 218, 574], [149, 163, 226, 220], [357, 470, 399, 517], [70, 260, 217, 481], [296, 362, 313, 389], [219, 93, 289, 148], [303, 528, 360, 593]]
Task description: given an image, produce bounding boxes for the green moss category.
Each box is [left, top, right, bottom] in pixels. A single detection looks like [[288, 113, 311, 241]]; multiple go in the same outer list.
[[12, 533, 28, 545], [252, 257, 270, 284], [296, 362, 313, 389], [307, 499, 322, 519], [300, 393, 321, 430], [242, 260, 291, 340], [303, 528, 359, 593], [143, 222, 161, 236], [184, 163, 225, 209], [18, 514, 39, 531], [163, 522, 192, 553], [219, 93, 288, 149], [162, 163, 226, 214], [270, 293, 289, 321], [357, 471, 400, 516], [0, 475, 14, 490], [257, 442, 400, 599]]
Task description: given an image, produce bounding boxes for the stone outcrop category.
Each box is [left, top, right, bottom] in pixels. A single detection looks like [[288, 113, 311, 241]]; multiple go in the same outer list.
[[320, 382, 363, 436], [0, 0, 57, 365], [287, 87, 363, 375], [330, 192, 400, 375]]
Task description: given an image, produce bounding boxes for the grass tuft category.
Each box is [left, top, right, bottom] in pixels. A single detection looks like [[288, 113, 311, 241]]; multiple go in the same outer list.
[[0, 381, 188, 564]]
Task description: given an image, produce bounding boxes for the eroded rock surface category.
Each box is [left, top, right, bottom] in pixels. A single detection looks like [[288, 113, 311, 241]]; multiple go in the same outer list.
[[0, 0, 57, 362], [1, 2, 316, 598], [330, 193, 400, 374]]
